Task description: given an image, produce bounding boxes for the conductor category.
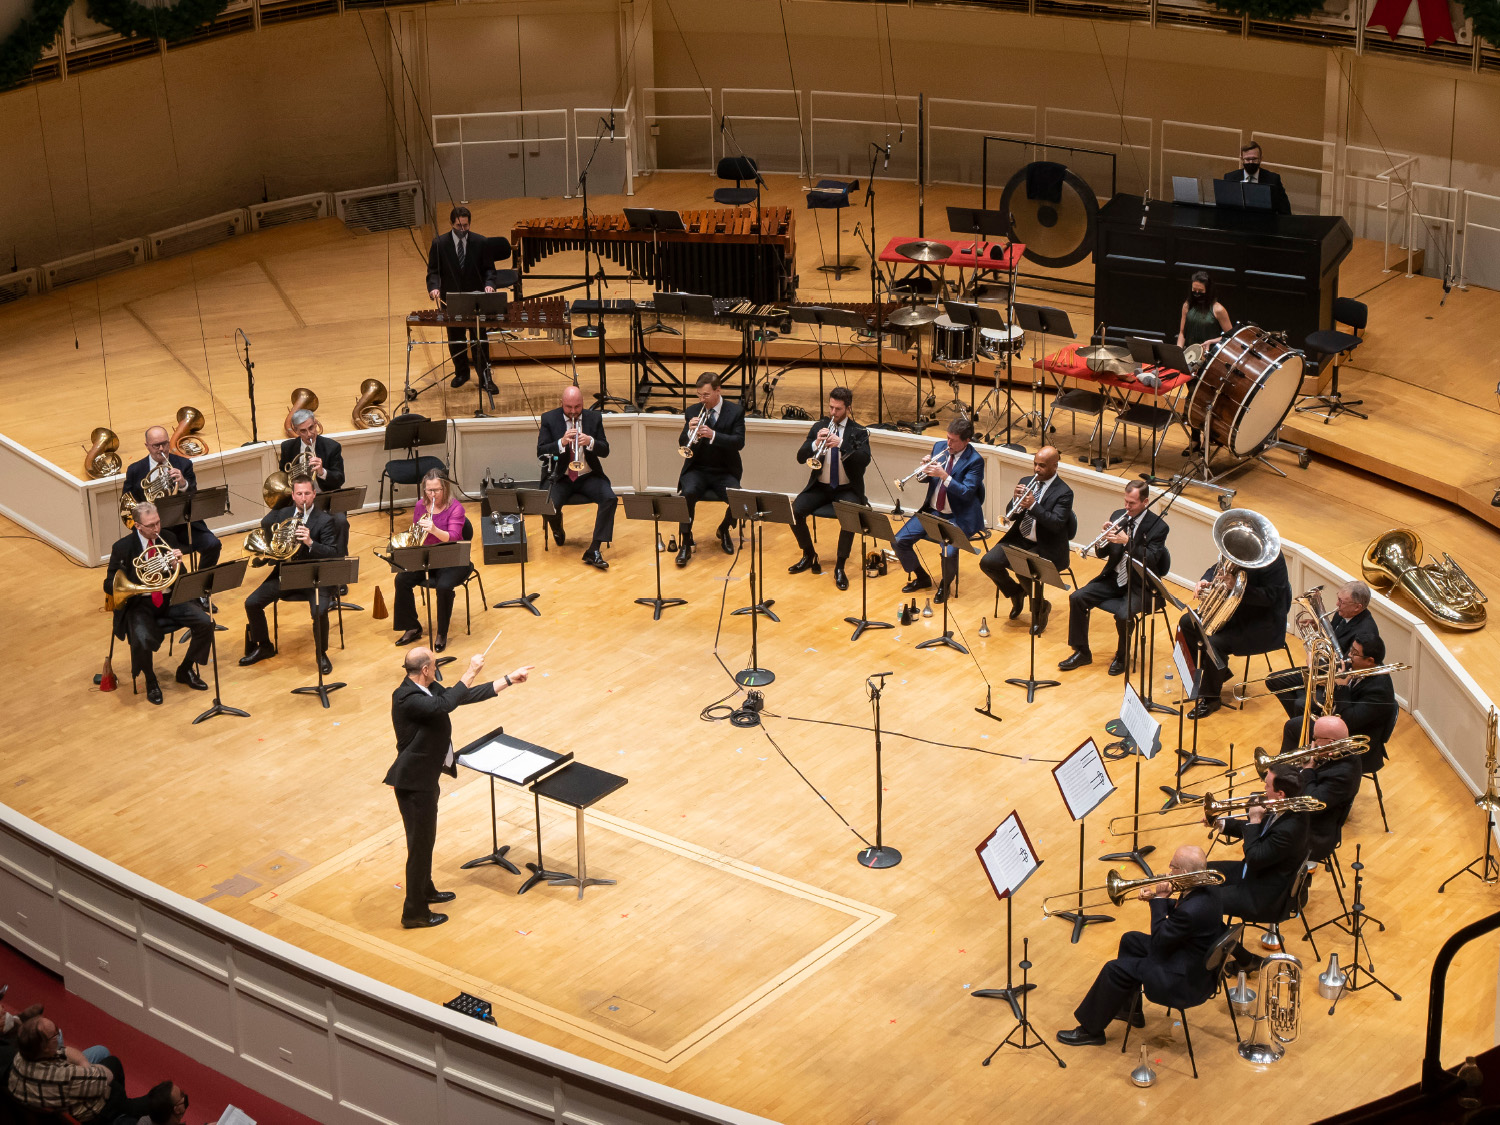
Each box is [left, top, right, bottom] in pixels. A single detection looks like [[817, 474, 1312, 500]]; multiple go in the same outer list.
[[386, 648, 533, 929]]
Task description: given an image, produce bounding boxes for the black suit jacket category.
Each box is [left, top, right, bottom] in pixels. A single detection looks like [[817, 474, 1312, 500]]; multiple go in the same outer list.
[[796, 417, 869, 494], [1299, 756, 1363, 861], [678, 399, 745, 478], [257, 506, 340, 575], [1221, 166, 1291, 214], [276, 435, 346, 493], [426, 231, 511, 297], [1332, 608, 1380, 657], [385, 677, 499, 792], [1096, 508, 1170, 597], [1142, 889, 1227, 1004], [1200, 552, 1292, 653], [537, 408, 612, 480], [104, 527, 184, 639], [1218, 809, 1309, 919], [123, 453, 197, 502], [1336, 672, 1398, 770], [1002, 473, 1074, 571]]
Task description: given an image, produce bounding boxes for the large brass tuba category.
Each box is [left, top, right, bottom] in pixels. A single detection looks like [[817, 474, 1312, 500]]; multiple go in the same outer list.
[[82, 428, 122, 479], [1238, 950, 1302, 1063], [284, 388, 319, 439], [1197, 508, 1281, 633], [111, 540, 182, 603], [1362, 528, 1486, 631], [245, 509, 306, 565], [170, 406, 209, 457], [352, 379, 390, 429], [119, 458, 180, 528]]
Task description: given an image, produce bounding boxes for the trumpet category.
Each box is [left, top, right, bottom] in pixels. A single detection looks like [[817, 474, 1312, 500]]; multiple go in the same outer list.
[[1107, 792, 1325, 836], [679, 411, 709, 459], [894, 453, 942, 491], [567, 421, 587, 474], [806, 428, 834, 471], [1083, 512, 1130, 557], [1190, 736, 1370, 787], [119, 458, 180, 528], [1040, 868, 1225, 916], [1002, 476, 1041, 524]]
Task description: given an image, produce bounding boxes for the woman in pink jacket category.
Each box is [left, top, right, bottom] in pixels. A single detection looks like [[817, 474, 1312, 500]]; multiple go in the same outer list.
[[393, 469, 469, 652]]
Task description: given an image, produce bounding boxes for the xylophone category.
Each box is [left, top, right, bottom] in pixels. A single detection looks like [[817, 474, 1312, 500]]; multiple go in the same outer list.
[[406, 298, 571, 344]]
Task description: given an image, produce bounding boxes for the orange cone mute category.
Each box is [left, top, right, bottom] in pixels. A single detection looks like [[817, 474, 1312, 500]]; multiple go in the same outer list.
[[372, 585, 389, 620]]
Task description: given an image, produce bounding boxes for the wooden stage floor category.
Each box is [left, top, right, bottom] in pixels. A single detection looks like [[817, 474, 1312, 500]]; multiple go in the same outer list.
[[5, 173, 1500, 1122]]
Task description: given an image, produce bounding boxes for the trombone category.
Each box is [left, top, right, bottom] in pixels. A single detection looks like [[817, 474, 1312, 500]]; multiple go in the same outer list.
[[1189, 736, 1370, 788], [1107, 792, 1325, 836], [1041, 868, 1225, 916], [1231, 659, 1409, 703]]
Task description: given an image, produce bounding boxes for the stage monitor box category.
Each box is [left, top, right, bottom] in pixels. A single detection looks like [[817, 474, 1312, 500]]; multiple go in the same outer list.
[[480, 496, 529, 566]]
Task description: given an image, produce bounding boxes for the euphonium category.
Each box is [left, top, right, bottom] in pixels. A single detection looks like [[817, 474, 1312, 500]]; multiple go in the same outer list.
[[170, 406, 209, 457], [1237, 950, 1302, 1064], [244, 509, 305, 564], [110, 539, 181, 603], [118, 457, 180, 528], [1040, 868, 1225, 916], [82, 428, 122, 479], [352, 379, 390, 429], [1362, 528, 1486, 631], [284, 388, 319, 439], [1197, 508, 1281, 633]]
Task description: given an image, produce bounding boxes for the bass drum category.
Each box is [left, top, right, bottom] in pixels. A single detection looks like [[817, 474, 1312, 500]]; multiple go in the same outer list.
[[1187, 326, 1305, 460]]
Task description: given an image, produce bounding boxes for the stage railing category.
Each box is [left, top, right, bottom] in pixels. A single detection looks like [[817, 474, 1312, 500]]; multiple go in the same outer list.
[[430, 108, 570, 203]]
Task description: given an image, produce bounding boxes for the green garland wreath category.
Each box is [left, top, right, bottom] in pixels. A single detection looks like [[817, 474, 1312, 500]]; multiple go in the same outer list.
[[85, 0, 230, 43], [0, 0, 71, 92], [1467, 0, 1500, 45]]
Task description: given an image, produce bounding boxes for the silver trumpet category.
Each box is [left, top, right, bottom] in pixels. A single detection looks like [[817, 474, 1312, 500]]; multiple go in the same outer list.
[[1002, 476, 1041, 525], [679, 411, 709, 459], [894, 454, 941, 491], [567, 422, 587, 474], [1084, 511, 1130, 557], [806, 429, 834, 471]]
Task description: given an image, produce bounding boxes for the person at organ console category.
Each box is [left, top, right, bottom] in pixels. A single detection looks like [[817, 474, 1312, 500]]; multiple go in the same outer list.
[[1221, 141, 1291, 215]]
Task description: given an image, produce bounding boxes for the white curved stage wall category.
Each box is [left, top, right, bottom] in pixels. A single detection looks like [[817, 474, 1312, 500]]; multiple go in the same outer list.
[[2, 416, 1495, 1121]]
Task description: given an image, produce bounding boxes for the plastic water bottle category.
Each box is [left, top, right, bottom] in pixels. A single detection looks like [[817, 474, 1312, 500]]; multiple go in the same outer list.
[[1162, 669, 1177, 703]]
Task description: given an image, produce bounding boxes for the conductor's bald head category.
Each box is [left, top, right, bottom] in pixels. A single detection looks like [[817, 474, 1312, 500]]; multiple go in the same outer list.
[[404, 648, 433, 676]]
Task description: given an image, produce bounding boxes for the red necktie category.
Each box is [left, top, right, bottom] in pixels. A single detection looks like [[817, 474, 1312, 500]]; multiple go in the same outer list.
[[934, 453, 952, 512], [148, 538, 164, 607]]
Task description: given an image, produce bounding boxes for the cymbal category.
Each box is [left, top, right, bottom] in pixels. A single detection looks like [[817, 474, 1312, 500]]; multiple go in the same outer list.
[[895, 240, 952, 263], [886, 304, 943, 328]]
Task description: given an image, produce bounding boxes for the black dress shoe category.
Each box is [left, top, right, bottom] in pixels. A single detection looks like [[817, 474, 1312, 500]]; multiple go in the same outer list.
[[1008, 594, 1026, 620], [719, 527, 735, 554], [583, 549, 608, 571], [318, 653, 333, 676], [450, 373, 469, 389], [788, 554, 821, 575], [1056, 1027, 1106, 1047], [146, 681, 164, 706], [1187, 698, 1222, 721], [434, 635, 447, 653], [1030, 600, 1051, 636], [401, 913, 448, 929], [396, 628, 422, 646], [176, 665, 208, 691], [1058, 650, 1092, 671], [902, 575, 932, 594], [427, 891, 456, 904], [239, 643, 274, 667], [1108, 655, 1127, 676], [933, 584, 949, 605], [1116, 1008, 1146, 1029], [552, 524, 566, 547], [675, 544, 692, 568], [834, 565, 849, 591]]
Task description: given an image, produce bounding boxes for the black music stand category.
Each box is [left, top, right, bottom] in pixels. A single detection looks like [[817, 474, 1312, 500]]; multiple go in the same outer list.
[[914, 512, 980, 653], [174, 485, 229, 570], [622, 494, 690, 619], [531, 762, 629, 900], [725, 489, 788, 688], [314, 486, 368, 611], [388, 541, 470, 668], [382, 417, 447, 533], [1016, 304, 1076, 451], [455, 725, 572, 882], [1124, 338, 1192, 482], [788, 306, 867, 404], [1099, 737, 1157, 878], [446, 291, 508, 415], [171, 559, 249, 725], [833, 501, 896, 641], [625, 210, 686, 337], [1001, 544, 1069, 701], [487, 488, 554, 616], [653, 292, 716, 412], [279, 556, 357, 708]]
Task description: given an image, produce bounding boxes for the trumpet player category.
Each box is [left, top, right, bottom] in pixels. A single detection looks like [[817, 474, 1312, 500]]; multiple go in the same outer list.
[[1057, 845, 1227, 1048], [122, 426, 221, 569], [535, 386, 616, 571], [278, 408, 349, 556], [676, 374, 745, 568], [1059, 481, 1170, 676], [1206, 765, 1310, 932], [240, 476, 340, 672], [103, 502, 213, 705], [788, 388, 869, 591], [1276, 636, 1398, 776], [978, 446, 1073, 635], [890, 415, 984, 602], [392, 470, 470, 652]]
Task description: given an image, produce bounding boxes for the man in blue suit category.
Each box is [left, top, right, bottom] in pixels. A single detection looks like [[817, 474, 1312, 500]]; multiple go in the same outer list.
[[891, 416, 985, 604]]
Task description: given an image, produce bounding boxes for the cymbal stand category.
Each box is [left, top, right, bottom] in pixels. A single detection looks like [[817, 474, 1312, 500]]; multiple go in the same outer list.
[[976, 913, 1065, 1070], [1329, 845, 1401, 1012]]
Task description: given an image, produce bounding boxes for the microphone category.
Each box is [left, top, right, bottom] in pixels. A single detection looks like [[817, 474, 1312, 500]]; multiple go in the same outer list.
[[1140, 188, 1152, 230], [603, 115, 614, 139], [1441, 267, 1454, 307], [883, 143, 890, 170], [898, 127, 905, 144]]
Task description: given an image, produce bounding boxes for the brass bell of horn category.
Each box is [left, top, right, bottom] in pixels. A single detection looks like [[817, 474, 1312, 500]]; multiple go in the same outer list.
[[83, 427, 122, 479], [353, 379, 390, 429], [170, 406, 209, 457], [284, 387, 320, 438]]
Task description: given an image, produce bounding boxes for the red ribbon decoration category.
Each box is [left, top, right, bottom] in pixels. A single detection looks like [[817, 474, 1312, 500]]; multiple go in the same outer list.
[[1366, 0, 1457, 47]]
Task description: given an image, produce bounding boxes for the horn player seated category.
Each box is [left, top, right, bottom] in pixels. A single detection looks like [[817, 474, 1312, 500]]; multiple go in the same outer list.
[[103, 501, 214, 705], [1056, 845, 1227, 1047], [240, 475, 341, 674]]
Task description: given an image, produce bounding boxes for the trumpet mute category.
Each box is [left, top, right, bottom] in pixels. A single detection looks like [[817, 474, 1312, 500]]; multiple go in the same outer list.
[[978, 617, 990, 638]]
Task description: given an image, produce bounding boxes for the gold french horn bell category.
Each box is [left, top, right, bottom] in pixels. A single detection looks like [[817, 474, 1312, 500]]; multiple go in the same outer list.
[[170, 406, 209, 457], [83, 427, 122, 479], [353, 379, 390, 429]]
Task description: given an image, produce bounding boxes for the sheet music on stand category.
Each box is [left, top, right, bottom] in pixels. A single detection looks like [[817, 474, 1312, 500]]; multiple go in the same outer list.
[[976, 811, 1042, 900], [460, 731, 564, 784], [1051, 738, 1116, 822], [1173, 626, 1201, 702], [1119, 682, 1163, 759]]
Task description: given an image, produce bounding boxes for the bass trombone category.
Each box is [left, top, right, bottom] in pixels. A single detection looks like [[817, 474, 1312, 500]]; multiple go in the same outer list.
[[1107, 792, 1325, 836], [1040, 868, 1224, 916], [1190, 736, 1370, 788]]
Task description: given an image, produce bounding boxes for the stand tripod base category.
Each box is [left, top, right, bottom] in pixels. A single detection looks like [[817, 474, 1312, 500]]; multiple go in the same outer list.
[[845, 616, 893, 642], [292, 680, 345, 709], [916, 632, 968, 654], [636, 595, 688, 620], [1177, 749, 1226, 770], [1438, 852, 1500, 892], [1297, 394, 1366, 422], [735, 667, 775, 688], [857, 845, 902, 869], [972, 982, 1035, 1013], [193, 699, 250, 725], [1052, 910, 1113, 944], [494, 592, 543, 616], [518, 861, 573, 893], [1099, 846, 1155, 877], [732, 600, 779, 623], [1005, 675, 1060, 703], [460, 846, 521, 876], [573, 324, 604, 339], [1159, 785, 1204, 809]]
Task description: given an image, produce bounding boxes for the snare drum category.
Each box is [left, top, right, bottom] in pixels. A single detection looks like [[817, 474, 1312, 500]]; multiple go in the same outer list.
[[932, 314, 974, 367], [1186, 325, 1305, 459], [978, 324, 1026, 359]]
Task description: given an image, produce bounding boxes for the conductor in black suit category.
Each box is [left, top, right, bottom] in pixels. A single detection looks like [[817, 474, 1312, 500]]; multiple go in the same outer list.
[[787, 387, 868, 591], [1056, 845, 1227, 1047], [239, 476, 342, 673], [122, 426, 222, 570], [1222, 141, 1291, 215], [1207, 765, 1310, 926], [425, 204, 510, 392], [676, 373, 745, 567], [1059, 480, 1170, 676], [536, 385, 616, 571], [979, 446, 1074, 636], [386, 648, 532, 928], [278, 407, 350, 555]]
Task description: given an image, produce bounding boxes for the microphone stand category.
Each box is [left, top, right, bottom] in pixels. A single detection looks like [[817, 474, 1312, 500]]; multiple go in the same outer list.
[[237, 329, 259, 446], [574, 119, 611, 342], [857, 671, 901, 868], [866, 143, 890, 428]]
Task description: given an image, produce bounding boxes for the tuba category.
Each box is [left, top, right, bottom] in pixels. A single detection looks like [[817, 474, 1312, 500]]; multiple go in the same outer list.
[[244, 509, 306, 565], [119, 457, 180, 528], [170, 406, 209, 457], [284, 388, 319, 439], [1237, 950, 1302, 1064], [1197, 508, 1281, 633], [82, 428, 122, 479], [111, 539, 181, 604], [1362, 529, 1486, 631], [352, 379, 390, 429]]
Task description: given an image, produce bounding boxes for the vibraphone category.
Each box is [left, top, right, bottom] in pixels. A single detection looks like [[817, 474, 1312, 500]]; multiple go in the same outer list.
[[510, 207, 797, 303], [405, 298, 571, 345]]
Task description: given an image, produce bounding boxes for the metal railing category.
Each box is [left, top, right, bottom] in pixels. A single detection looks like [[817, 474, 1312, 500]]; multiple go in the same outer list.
[[430, 108, 570, 203]]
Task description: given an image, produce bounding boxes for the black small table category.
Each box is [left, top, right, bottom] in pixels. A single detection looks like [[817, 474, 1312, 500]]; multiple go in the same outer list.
[[531, 763, 629, 900]]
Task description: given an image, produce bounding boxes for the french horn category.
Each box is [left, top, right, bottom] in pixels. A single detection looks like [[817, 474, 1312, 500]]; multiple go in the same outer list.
[[119, 458, 180, 529], [353, 379, 390, 429], [170, 406, 209, 457], [82, 428, 122, 479], [111, 540, 181, 603], [1362, 528, 1486, 631]]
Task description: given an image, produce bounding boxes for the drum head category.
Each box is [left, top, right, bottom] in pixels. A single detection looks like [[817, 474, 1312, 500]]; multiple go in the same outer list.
[[1229, 351, 1304, 458]]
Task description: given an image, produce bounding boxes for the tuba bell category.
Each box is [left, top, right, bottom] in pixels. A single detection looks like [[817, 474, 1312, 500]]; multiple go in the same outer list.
[[284, 388, 319, 439], [1197, 508, 1281, 634], [82, 428, 122, 479], [170, 406, 209, 457], [1362, 528, 1486, 631], [352, 379, 390, 429]]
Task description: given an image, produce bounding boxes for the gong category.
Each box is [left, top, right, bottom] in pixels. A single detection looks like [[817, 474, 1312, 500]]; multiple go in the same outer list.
[[999, 163, 1100, 269]]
